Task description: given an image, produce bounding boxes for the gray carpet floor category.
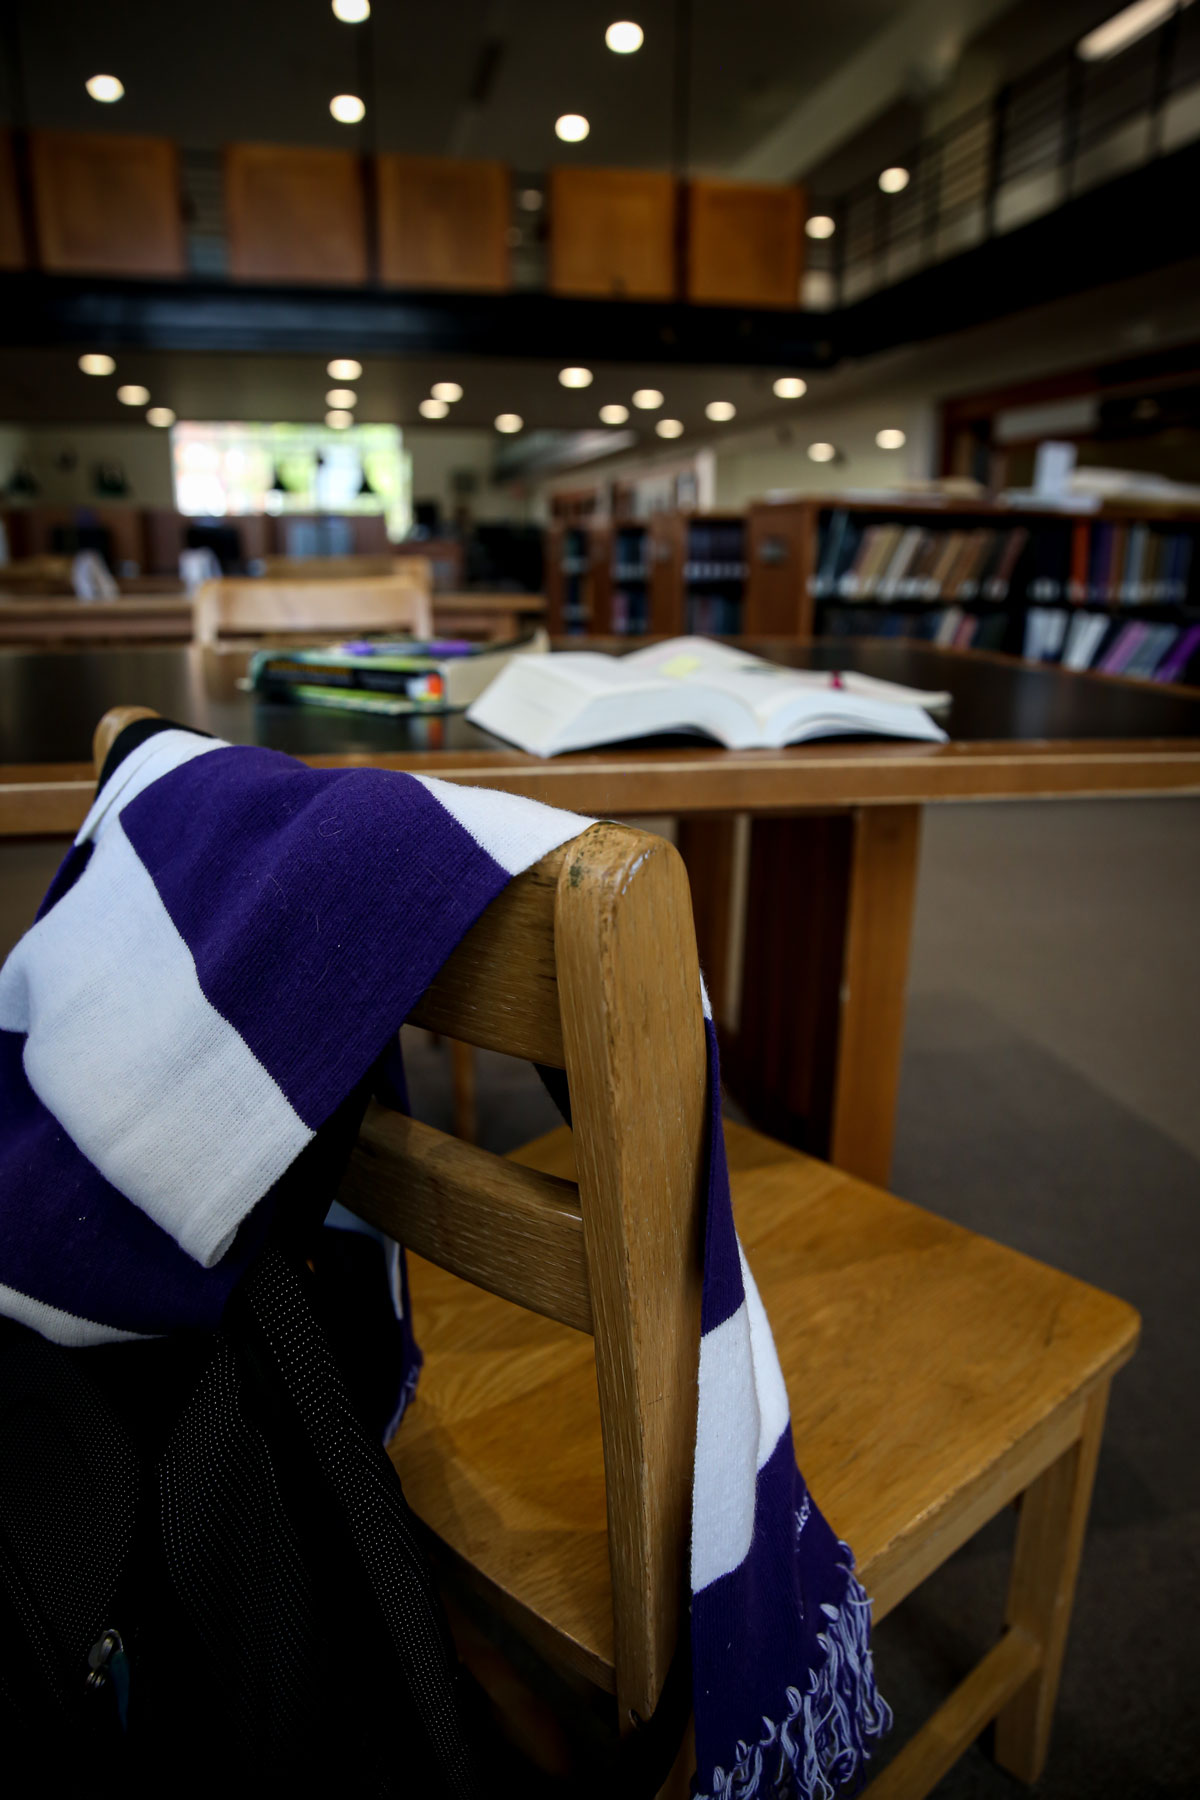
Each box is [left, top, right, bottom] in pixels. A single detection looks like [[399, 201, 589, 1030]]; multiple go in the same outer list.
[[2, 798, 1197, 1794]]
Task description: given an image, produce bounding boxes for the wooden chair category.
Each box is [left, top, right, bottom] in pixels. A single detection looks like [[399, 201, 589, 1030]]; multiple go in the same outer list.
[[89, 708, 1140, 1797], [193, 569, 432, 644]]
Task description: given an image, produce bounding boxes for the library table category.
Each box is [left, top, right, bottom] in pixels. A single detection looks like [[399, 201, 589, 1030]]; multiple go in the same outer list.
[[2, 639, 1199, 1185]]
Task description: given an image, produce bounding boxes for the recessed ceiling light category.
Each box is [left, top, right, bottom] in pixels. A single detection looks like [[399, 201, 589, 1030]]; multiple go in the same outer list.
[[494, 413, 523, 433], [518, 188, 544, 212], [419, 398, 449, 419], [1078, 0, 1181, 60], [656, 419, 684, 438], [146, 407, 175, 428], [806, 215, 836, 239], [705, 400, 736, 422], [326, 388, 357, 408], [632, 387, 664, 409], [85, 74, 124, 103], [327, 358, 362, 380], [330, 93, 365, 123], [326, 410, 353, 429], [559, 366, 594, 388], [605, 20, 644, 53], [116, 384, 150, 406], [807, 441, 837, 463], [875, 427, 906, 450], [599, 403, 629, 424], [555, 114, 590, 143], [431, 381, 463, 402], [78, 353, 115, 376], [878, 166, 910, 194], [332, 0, 370, 19], [773, 376, 807, 399]]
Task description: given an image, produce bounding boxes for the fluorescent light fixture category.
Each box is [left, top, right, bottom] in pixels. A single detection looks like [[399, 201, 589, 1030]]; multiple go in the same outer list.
[[705, 400, 736, 422], [807, 441, 837, 463], [494, 413, 523, 433], [555, 113, 590, 142], [431, 381, 463, 402], [330, 93, 365, 123], [878, 166, 910, 194], [559, 367, 594, 388], [806, 215, 836, 239], [599, 403, 629, 424], [1077, 0, 1187, 60], [418, 398, 449, 419], [116, 384, 150, 406], [605, 20, 644, 52], [332, 0, 370, 18], [327, 358, 362, 380], [632, 387, 664, 409], [875, 427, 906, 449], [326, 410, 354, 428], [773, 376, 807, 399], [656, 419, 684, 438], [326, 388, 357, 408], [86, 74, 124, 103], [79, 353, 115, 376], [146, 407, 175, 428]]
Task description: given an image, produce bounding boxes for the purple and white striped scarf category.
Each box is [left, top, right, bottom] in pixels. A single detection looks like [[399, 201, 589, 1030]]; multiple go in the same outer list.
[[0, 726, 889, 1797]]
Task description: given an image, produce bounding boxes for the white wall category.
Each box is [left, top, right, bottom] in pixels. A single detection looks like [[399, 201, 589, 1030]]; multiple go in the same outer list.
[[405, 428, 530, 524], [0, 424, 176, 508]]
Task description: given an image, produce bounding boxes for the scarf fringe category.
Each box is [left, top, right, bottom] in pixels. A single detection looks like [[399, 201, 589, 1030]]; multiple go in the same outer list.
[[698, 1550, 893, 1800]]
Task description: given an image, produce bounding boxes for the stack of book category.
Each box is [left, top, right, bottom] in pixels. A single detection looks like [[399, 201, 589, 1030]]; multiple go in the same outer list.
[[812, 515, 1031, 603], [684, 519, 747, 636], [1023, 610, 1200, 681]]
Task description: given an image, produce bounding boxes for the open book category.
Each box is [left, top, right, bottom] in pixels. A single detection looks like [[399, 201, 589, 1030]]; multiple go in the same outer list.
[[467, 637, 950, 756]]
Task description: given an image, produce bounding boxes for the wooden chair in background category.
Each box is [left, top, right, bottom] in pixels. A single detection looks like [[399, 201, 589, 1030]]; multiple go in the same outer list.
[[193, 567, 433, 644], [91, 707, 1142, 1799]]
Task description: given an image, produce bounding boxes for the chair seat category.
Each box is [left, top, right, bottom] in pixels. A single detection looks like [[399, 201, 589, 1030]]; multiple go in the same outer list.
[[387, 1121, 1139, 1696]]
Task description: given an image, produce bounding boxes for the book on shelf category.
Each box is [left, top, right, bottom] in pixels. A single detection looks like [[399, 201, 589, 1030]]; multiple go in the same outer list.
[[247, 630, 548, 715], [467, 636, 950, 757], [1154, 622, 1200, 683]]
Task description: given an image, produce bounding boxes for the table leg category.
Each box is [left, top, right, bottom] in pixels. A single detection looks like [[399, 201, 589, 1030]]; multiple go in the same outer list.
[[721, 805, 922, 1186], [675, 816, 740, 1027]]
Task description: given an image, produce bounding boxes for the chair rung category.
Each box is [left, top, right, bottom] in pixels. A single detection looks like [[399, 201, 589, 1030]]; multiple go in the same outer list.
[[860, 1627, 1041, 1800]]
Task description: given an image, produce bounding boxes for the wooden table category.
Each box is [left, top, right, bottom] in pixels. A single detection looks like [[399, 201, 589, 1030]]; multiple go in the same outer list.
[[0, 596, 194, 644], [3, 638, 1199, 1185]]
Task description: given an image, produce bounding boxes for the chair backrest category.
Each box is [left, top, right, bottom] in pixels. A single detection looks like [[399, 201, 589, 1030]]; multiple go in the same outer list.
[[90, 706, 708, 1738], [193, 570, 433, 644], [258, 554, 398, 581]]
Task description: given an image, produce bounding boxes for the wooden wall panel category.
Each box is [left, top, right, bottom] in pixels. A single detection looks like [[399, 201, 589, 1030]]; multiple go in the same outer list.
[[549, 166, 676, 300], [225, 144, 368, 284], [687, 179, 805, 308], [30, 132, 184, 277], [0, 133, 26, 270], [378, 156, 509, 291]]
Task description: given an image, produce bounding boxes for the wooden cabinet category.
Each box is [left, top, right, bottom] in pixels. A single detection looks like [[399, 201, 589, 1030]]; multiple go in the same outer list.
[[686, 179, 805, 309], [30, 132, 184, 277], [225, 144, 368, 284], [0, 133, 26, 269], [745, 502, 817, 635], [378, 156, 509, 291], [647, 513, 686, 635], [548, 166, 677, 300]]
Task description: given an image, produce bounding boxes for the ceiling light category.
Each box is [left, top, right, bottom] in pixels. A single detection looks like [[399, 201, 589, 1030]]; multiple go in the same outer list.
[[878, 166, 910, 194], [146, 407, 175, 428], [494, 413, 523, 433], [875, 427, 906, 450], [518, 188, 543, 212], [605, 20, 644, 53], [632, 387, 663, 409], [1078, 0, 1185, 60], [330, 94, 365, 124], [85, 74, 124, 103], [326, 409, 354, 429], [806, 215, 836, 239], [327, 358, 362, 380], [807, 442, 837, 463], [326, 388, 357, 408], [117, 384, 150, 406], [332, 0, 370, 18], [559, 366, 594, 388], [78, 353, 115, 376], [555, 114, 590, 143], [599, 403, 629, 424], [431, 381, 463, 402], [418, 397, 449, 419], [773, 376, 807, 399], [656, 419, 684, 438], [705, 400, 736, 422]]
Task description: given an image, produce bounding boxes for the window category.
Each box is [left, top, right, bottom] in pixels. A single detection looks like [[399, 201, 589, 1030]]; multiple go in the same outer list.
[[171, 421, 411, 538]]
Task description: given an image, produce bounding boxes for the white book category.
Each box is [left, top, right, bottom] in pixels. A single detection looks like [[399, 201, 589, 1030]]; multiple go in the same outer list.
[[467, 637, 950, 757]]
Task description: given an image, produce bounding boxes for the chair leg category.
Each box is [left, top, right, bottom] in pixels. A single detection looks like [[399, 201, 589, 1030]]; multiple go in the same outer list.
[[451, 1038, 478, 1144], [994, 1381, 1110, 1783]]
